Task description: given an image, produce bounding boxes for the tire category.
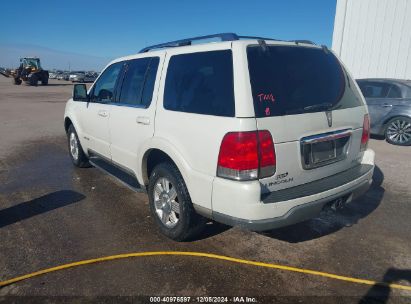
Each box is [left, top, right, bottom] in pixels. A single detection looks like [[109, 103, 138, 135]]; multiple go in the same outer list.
[[29, 74, 38, 86], [13, 78, 22, 85], [67, 125, 90, 167], [41, 76, 48, 85], [148, 162, 207, 241], [385, 117, 411, 146]]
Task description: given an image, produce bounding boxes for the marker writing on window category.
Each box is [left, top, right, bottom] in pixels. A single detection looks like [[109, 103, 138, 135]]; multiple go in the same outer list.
[[257, 93, 275, 103]]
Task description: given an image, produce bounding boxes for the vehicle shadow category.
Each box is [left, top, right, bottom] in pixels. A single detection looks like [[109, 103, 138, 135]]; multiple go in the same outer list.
[[258, 165, 385, 243], [371, 134, 385, 141], [359, 268, 411, 303], [195, 221, 231, 241], [0, 190, 85, 228]]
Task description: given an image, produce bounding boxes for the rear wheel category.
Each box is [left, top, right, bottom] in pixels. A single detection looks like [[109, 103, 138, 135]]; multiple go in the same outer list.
[[148, 162, 207, 241], [41, 75, 48, 85], [67, 125, 90, 167], [385, 117, 411, 146], [13, 78, 22, 85]]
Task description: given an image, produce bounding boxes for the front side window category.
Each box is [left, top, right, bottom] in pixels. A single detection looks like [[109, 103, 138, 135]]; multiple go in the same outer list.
[[247, 45, 359, 117], [91, 62, 123, 103], [164, 50, 235, 117], [118, 57, 159, 107]]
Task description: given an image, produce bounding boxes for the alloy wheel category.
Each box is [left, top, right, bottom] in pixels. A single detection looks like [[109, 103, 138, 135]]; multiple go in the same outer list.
[[386, 119, 411, 145], [153, 177, 180, 228]]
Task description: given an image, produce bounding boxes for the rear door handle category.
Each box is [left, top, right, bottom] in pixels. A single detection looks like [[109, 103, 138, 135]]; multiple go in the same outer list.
[[136, 116, 150, 125], [98, 110, 108, 117], [382, 104, 392, 108]]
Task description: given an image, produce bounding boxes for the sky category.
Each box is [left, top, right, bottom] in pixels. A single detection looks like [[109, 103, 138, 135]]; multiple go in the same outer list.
[[0, 0, 337, 70]]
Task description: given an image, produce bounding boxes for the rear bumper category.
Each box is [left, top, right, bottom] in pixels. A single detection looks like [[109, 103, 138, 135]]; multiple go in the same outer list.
[[211, 149, 375, 231]]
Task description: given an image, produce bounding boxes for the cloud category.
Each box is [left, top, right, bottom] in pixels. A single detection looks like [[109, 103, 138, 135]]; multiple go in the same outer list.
[[0, 43, 112, 71]]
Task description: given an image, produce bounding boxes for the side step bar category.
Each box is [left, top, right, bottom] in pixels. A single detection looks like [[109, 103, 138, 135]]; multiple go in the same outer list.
[[88, 153, 146, 193]]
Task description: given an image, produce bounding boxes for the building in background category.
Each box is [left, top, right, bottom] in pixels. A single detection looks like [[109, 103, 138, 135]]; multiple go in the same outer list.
[[332, 0, 411, 79]]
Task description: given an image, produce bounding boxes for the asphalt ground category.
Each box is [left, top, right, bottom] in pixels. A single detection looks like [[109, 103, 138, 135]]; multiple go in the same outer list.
[[0, 76, 410, 303]]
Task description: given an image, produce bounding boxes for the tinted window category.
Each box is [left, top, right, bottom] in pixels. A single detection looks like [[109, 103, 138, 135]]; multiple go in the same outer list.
[[92, 62, 123, 102], [119, 58, 150, 106], [358, 82, 391, 98], [164, 50, 235, 117], [142, 58, 160, 106], [247, 46, 358, 117], [387, 85, 402, 98]]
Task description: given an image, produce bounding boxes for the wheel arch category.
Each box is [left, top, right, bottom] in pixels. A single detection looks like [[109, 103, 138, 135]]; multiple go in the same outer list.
[[382, 114, 411, 130], [142, 148, 182, 187], [64, 116, 73, 133]]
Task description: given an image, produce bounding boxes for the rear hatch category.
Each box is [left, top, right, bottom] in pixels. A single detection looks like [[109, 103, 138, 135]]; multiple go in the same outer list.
[[246, 43, 368, 193]]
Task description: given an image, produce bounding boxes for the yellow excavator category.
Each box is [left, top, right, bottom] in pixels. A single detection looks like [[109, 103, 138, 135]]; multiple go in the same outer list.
[[0, 57, 49, 86]]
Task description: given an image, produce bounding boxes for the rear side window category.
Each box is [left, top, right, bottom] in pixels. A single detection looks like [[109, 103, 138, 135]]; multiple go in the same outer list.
[[247, 46, 359, 117], [164, 50, 235, 117], [358, 81, 391, 98], [118, 57, 159, 107], [387, 85, 402, 98]]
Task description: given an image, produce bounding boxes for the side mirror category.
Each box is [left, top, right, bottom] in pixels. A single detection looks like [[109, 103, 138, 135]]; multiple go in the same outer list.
[[73, 84, 88, 102]]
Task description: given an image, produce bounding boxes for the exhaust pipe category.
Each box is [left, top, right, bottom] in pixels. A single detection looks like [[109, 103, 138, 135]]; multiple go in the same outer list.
[[322, 196, 349, 213], [330, 197, 345, 211]]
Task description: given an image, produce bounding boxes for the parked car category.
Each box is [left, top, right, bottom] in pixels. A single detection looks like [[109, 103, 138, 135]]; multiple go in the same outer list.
[[64, 33, 375, 241], [49, 72, 57, 79], [69, 71, 83, 82], [70, 72, 97, 83], [357, 78, 411, 145]]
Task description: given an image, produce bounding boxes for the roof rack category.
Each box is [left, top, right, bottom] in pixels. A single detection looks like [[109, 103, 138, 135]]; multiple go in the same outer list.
[[139, 33, 239, 53], [139, 33, 315, 53], [290, 40, 316, 45]]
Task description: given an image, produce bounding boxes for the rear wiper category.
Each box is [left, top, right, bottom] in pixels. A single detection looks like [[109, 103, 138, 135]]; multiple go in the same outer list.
[[303, 103, 333, 111]]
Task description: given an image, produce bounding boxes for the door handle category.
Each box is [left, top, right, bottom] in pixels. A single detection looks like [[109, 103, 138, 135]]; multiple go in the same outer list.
[[136, 116, 150, 125], [382, 104, 392, 108], [98, 110, 108, 117]]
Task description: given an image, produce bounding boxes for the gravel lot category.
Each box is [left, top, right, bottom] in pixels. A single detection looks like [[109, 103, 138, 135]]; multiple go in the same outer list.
[[0, 76, 410, 303]]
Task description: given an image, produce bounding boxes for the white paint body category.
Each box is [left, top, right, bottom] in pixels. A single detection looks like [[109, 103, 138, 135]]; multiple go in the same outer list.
[[64, 39, 375, 225], [332, 0, 411, 79]]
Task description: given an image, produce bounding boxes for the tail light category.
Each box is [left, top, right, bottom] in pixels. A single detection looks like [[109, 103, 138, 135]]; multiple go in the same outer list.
[[217, 131, 276, 181], [361, 114, 370, 151]]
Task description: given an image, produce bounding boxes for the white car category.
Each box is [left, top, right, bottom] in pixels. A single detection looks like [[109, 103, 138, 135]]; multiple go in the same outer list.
[[64, 33, 375, 241]]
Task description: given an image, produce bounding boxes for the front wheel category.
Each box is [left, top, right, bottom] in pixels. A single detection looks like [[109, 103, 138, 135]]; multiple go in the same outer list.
[[67, 125, 90, 167], [385, 117, 411, 146], [29, 74, 38, 86], [148, 162, 207, 241]]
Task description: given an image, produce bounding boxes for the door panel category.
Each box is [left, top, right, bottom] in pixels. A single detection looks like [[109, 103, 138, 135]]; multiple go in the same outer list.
[[83, 61, 124, 159], [109, 56, 163, 174], [78, 102, 111, 158], [366, 98, 393, 129]]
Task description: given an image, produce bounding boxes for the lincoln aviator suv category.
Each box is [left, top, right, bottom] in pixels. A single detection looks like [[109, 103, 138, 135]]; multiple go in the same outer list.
[[64, 33, 375, 241]]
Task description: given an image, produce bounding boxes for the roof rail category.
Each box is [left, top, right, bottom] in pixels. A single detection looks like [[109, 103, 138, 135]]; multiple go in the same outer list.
[[139, 33, 240, 53], [290, 40, 316, 45], [138, 33, 315, 53], [237, 35, 280, 41]]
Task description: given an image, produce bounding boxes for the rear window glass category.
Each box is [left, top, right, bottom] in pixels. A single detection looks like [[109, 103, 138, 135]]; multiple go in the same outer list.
[[247, 45, 360, 117], [164, 50, 235, 117]]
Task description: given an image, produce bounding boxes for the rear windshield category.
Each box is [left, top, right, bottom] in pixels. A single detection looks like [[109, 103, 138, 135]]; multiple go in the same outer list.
[[247, 45, 361, 117]]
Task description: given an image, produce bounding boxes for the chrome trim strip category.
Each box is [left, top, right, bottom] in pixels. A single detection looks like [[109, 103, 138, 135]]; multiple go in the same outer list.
[[301, 128, 352, 144]]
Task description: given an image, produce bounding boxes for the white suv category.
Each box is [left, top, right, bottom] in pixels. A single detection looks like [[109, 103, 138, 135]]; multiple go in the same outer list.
[[64, 33, 375, 241]]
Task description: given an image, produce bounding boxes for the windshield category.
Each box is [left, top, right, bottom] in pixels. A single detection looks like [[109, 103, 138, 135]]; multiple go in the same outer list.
[[22, 58, 41, 69], [247, 45, 361, 117]]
